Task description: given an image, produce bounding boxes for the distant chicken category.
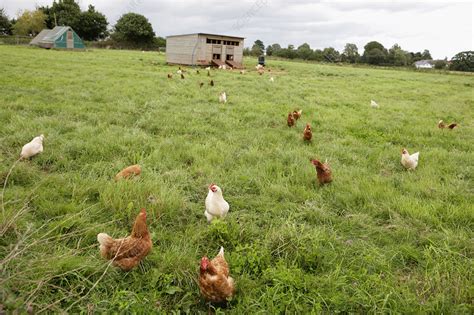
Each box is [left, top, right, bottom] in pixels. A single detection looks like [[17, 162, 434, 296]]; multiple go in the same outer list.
[[209, 80, 214, 86], [181, 73, 185, 79], [199, 82, 204, 88], [401, 148, 419, 170], [303, 123, 312, 141], [199, 247, 235, 303], [115, 164, 141, 181], [167, 73, 173, 79], [370, 100, 379, 108], [177, 69, 183, 75], [205, 66, 211, 71], [240, 70, 245, 74], [20, 134, 44, 159], [311, 159, 332, 185], [292, 109, 303, 121], [269, 77, 274, 82], [438, 120, 458, 129], [196, 70, 200, 74], [219, 92, 227, 104], [205, 184, 230, 222], [287, 112, 295, 127], [97, 208, 152, 271]]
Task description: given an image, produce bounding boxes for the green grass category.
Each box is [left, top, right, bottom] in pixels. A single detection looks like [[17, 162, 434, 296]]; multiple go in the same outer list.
[[0, 45, 473, 313]]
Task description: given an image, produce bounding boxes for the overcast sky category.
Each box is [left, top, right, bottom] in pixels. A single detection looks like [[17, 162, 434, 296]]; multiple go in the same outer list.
[[2, 0, 472, 58]]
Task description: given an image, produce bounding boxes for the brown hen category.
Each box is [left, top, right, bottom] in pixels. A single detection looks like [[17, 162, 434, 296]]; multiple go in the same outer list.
[[97, 208, 152, 271], [311, 159, 332, 185], [199, 247, 235, 303]]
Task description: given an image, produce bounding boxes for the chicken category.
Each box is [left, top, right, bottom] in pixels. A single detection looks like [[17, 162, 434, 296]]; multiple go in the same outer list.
[[438, 120, 458, 129], [303, 123, 312, 141], [401, 148, 419, 170], [209, 80, 214, 86], [20, 134, 44, 159], [256, 64, 264, 70], [199, 247, 235, 303], [177, 69, 182, 75], [287, 112, 295, 127], [205, 66, 211, 71], [181, 73, 185, 79], [310, 159, 332, 185], [292, 109, 303, 121], [199, 82, 204, 88], [167, 73, 173, 79], [97, 208, 152, 271], [370, 100, 379, 108], [196, 70, 200, 74], [240, 70, 245, 74], [269, 77, 274, 82], [219, 92, 227, 104], [115, 164, 141, 181], [204, 184, 230, 222]]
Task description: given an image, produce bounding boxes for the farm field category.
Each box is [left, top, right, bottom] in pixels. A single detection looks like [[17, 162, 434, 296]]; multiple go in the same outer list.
[[0, 45, 473, 313]]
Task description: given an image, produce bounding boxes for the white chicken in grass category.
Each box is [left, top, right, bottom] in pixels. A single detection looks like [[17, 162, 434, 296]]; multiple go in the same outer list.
[[401, 148, 419, 170], [370, 100, 379, 108], [204, 184, 230, 222], [20, 134, 44, 159], [219, 92, 227, 103], [269, 77, 274, 82]]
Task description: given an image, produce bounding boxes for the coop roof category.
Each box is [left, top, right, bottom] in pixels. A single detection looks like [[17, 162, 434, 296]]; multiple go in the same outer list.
[[30, 29, 53, 45], [166, 33, 245, 39]]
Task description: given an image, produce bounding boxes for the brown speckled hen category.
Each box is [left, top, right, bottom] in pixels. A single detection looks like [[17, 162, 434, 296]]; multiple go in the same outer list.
[[199, 247, 235, 303], [97, 208, 152, 271], [311, 159, 332, 185]]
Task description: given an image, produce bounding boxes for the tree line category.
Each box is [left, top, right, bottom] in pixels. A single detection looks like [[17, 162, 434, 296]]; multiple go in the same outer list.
[[0, 1, 164, 49], [0, 1, 472, 71], [246, 40, 473, 72]]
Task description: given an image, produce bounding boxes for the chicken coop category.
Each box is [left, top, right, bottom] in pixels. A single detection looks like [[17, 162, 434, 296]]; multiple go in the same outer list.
[[166, 33, 244, 68], [30, 26, 85, 50]]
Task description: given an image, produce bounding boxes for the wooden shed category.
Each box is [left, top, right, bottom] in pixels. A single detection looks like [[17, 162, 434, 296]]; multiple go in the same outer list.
[[30, 26, 85, 49], [166, 33, 244, 68]]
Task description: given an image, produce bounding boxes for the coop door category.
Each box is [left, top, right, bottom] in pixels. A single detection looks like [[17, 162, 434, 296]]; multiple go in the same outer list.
[[67, 31, 73, 48]]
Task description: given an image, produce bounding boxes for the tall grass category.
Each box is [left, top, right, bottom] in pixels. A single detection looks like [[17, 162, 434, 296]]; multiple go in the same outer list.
[[0, 45, 473, 313]]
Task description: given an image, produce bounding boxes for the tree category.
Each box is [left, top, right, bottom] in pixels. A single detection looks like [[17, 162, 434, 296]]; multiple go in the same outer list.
[[362, 41, 387, 65], [341, 43, 359, 63], [296, 43, 312, 60], [421, 49, 432, 60], [322, 47, 340, 62], [251, 39, 264, 56], [40, 1, 108, 41], [0, 8, 12, 35], [40, 0, 81, 29], [449, 51, 474, 72], [113, 13, 155, 44], [434, 60, 447, 70], [76, 5, 108, 40], [265, 45, 273, 56], [388, 44, 409, 66], [311, 49, 324, 61], [13, 10, 46, 36]]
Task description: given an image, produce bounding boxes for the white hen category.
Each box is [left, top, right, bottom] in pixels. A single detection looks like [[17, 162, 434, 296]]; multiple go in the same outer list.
[[370, 100, 379, 108], [204, 184, 230, 222], [269, 77, 274, 82], [219, 92, 227, 103], [401, 148, 419, 170], [20, 134, 44, 159]]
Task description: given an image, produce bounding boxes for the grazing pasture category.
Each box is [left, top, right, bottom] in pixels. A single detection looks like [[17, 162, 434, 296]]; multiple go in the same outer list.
[[0, 45, 473, 313]]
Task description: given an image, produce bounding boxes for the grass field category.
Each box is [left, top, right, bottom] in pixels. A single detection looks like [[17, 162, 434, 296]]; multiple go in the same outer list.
[[0, 45, 473, 313]]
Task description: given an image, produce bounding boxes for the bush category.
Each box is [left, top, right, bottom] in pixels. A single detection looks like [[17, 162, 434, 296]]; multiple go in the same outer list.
[[434, 60, 447, 70]]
